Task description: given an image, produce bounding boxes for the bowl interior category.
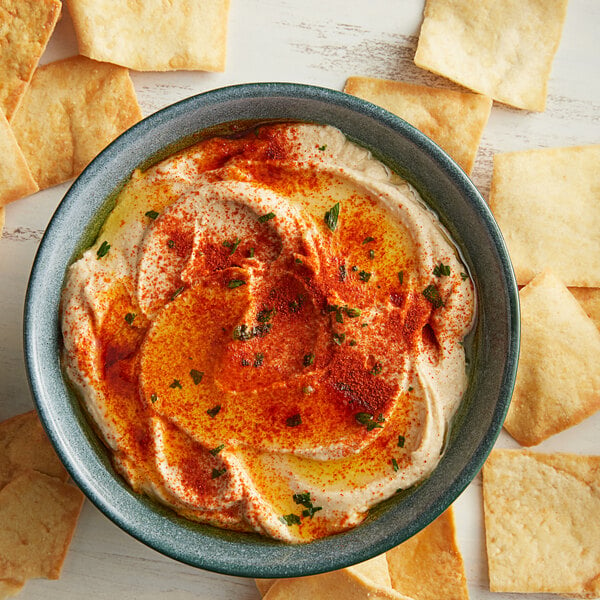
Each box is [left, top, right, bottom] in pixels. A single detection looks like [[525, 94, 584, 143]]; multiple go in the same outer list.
[[24, 83, 519, 578]]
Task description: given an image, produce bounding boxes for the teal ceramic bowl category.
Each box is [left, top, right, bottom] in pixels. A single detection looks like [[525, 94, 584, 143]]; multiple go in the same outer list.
[[24, 83, 519, 578]]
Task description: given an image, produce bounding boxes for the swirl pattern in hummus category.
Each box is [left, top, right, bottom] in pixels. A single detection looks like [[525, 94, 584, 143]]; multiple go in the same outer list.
[[61, 123, 474, 542]]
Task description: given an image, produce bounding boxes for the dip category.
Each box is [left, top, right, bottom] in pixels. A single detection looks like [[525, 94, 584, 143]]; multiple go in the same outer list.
[[61, 123, 475, 542]]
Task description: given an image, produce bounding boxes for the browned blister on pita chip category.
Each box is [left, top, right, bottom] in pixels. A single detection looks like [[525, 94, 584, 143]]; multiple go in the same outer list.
[[10, 55, 142, 190], [0, 410, 70, 488], [0, 0, 61, 121], [0, 470, 84, 581], [386, 507, 468, 600], [414, 0, 568, 111], [0, 110, 38, 207], [504, 271, 600, 446], [344, 76, 491, 174], [489, 145, 600, 287], [66, 0, 231, 72], [483, 449, 600, 596]]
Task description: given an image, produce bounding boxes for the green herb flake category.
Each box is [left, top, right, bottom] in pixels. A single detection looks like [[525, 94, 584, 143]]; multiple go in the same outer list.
[[422, 284, 445, 308], [258, 212, 276, 223], [318, 144, 327, 151], [253, 353, 264, 367], [460, 272, 469, 281], [339, 264, 347, 281], [324, 202, 341, 232], [227, 279, 246, 289], [257, 307, 276, 323], [392, 457, 399, 472], [369, 249, 375, 260], [249, 247, 255, 258], [295, 257, 303, 264], [150, 393, 158, 404], [145, 210, 159, 219], [211, 467, 226, 479], [398, 270, 404, 285], [124, 312, 136, 325], [362, 236, 375, 245], [345, 307, 361, 318], [358, 270, 372, 283], [167, 239, 175, 249], [335, 310, 344, 324], [286, 414, 302, 427], [303, 353, 315, 367], [227, 237, 241, 255], [207, 405, 221, 418], [370, 362, 383, 376], [190, 369, 204, 385], [302, 506, 323, 518], [397, 435, 406, 448], [332, 332, 346, 345], [355, 412, 384, 432], [433, 263, 451, 277], [171, 286, 185, 301], [209, 444, 225, 456], [169, 379, 182, 389], [302, 385, 314, 395], [279, 514, 301, 526], [96, 240, 110, 259], [293, 492, 312, 506], [348, 339, 357, 346]]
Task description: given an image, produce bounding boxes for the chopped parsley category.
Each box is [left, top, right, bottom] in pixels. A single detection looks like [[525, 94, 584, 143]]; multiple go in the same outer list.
[[124, 312, 136, 325], [206, 405, 221, 418], [460, 272, 469, 281], [190, 369, 204, 385], [397, 435, 405, 448], [358, 270, 371, 282], [286, 414, 302, 427], [279, 514, 301, 526], [169, 379, 182, 389], [227, 279, 246, 289], [433, 263, 451, 277], [223, 237, 241, 255], [249, 247, 255, 258], [293, 492, 322, 519], [145, 210, 159, 219], [339, 263, 347, 281], [345, 307, 361, 318], [398, 270, 404, 285], [96, 241, 110, 258], [211, 467, 226, 479], [209, 444, 225, 456], [422, 284, 445, 308], [318, 144, 327, 151], [257, 307, 276, 322], [171, 286, 184, 300], [392, 457, 399, 472], [333, 332, 346, 345], [362, 236, 375, 244], [369, 249, 375, 259], [150, 393, 158, 404], [355, 412, 385, 431], [253, 353, 264, 367], [232, 322, 272, 341], [303, 353, 315, 367], [324, 202, 340, 232], [167, 239, 175, 248], [258, 212, 276, 223], [302, 385, 314, 395]]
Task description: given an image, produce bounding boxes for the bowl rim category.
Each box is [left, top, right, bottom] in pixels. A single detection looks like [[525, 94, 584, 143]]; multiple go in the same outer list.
[[24, 82, 519, 578]]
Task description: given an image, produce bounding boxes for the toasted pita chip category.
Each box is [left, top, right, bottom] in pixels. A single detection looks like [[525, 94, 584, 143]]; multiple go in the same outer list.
[[344, 76, 491, 174], [65, 0, 231, 72], [0, 110, 38, 207], [414, 0, 568, 111], [0, 0, 61, 121], [570, 287, 600, 332], [10, 55, 141, 190], [504, 271, 600, 446], [0, 410, 70, 488], [489, 145, 600, 287], [386, 507, 468, 600], [0, 579, 24, 600], [0, 469, 84, 581], [482, 449, 600, 596], [256, 554, 392, 597], [263, 567, 414, 600]]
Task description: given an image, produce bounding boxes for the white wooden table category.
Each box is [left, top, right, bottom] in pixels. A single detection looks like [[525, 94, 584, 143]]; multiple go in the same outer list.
[[1, 1, 599, 598]]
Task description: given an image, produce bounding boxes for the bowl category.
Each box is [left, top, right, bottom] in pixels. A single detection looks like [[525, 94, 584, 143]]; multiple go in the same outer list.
[[24, 83, 519, 578]]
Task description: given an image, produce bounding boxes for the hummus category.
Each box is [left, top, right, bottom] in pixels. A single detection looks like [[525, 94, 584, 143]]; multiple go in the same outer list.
[[61, 123, 474, 542]]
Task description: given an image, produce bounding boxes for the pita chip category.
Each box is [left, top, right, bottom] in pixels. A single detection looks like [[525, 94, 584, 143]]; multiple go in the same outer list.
[[0, 470, 84, 582], [483, 449, 600, 596], [570, 287, 600, 332], [414, 0, 568, 111], [256, 553, 392, 597], [386, 507, 468, 600], [11, 55, 142, 190], [489, 145, 600, 287], [66, 0, 231, 72], [503, 270, 600, 446], [0, 0, 61, 121], [0, 410, 70, 488], [0, 110, 38, 207], [0, 579, 24, 600], [344, 76, 491, 174]]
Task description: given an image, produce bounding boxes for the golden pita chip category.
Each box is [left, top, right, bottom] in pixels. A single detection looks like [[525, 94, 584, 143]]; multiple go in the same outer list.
[[66, 0, 231, 72], [0, 410, 70, 488], [489, 145, 600, 287], [386, 507, 468, 600], [0, 0, 61, 121], [482, 449, 600, 596], [0, 579, 24, 600], [10, 55, 142, 190], [256, 554, 392, 597], [344, 76, 491, 174], [0, 469, 84, 581], [0, 110, 38, 207], [570, 287, 600, 332], [504, 270, 600, 446], [414, 0, 568, 111], [262, 567, 414, 600]]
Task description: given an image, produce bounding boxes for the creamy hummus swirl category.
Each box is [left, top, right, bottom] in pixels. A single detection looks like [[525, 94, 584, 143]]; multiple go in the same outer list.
[[61, 123, 474, 542]]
